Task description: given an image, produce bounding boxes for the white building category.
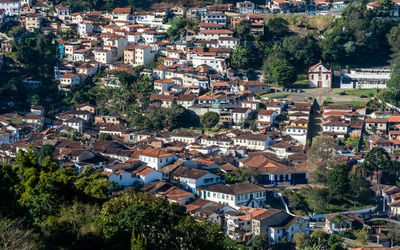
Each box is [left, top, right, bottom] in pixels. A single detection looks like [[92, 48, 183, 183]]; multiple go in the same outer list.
[[340, 67, 391, 89], [201, 12, 227, 26], [59, 74, 81, 89], [197, 29, 233, 40], [308, 61, 332, 88], [198, 182, 267, 209], [78, 22, 93, 38], [154, 79, 176, 94], [138, 148, 177, 170], [233, 134, 273, 150], [95, 49, 113, 64], [63, 118, 83, 133], [257, 110, 277, 127], [232, 108, 252, 125], [178, 169, 221, 193]]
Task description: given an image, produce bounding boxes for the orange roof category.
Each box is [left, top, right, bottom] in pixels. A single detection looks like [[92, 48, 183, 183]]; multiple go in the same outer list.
[[139, 148, 174, 158], [198, 94, 213, 100], [61, 73, 77, 79], [199, 22, 223, 27], [137, 167, 153, 176], [389, 115, 400, 123], [112, 8, 131, 13], [365, 118, 387, 123], [199, 29, 233, 34], [212, 81, 229, 87], [309, 61, 330, 71]]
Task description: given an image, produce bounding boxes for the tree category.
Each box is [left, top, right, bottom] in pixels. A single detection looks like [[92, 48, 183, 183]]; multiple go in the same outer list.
[[361, 147, 398, 186], [267, 18, 290, 40], [306, 188, 328, 214], [281, 35, 321, 72], [310, 231, 329, 249], [230, 46, 252, 70], [0, 164, 20, 218], [235, 20, 252, 41], [388, 24, 400, 54], [252, 233, 269, 250], [293, 232, 309, 248], [40, 202, 103, 249], [265, 59, 296, 86], [307, 136, 339, 184], [350, 171, 373, 204], [327, 163, 349, 200], [388, 226, 400, 246], [35, 145, 56, 164], [74, 173, 113, 201], [167, 18, 198, 39], [201, 112, 219, 128], [328, 234, 340, 246], [0, 219, 34, 250], [226, 167, 259, 184]]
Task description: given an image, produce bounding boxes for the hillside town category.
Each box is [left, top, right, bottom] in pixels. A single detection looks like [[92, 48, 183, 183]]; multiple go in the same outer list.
[[3, 0, 400, 249]]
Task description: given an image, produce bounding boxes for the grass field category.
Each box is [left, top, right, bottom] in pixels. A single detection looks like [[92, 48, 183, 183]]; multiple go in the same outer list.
[[343, 89, 378, 97], [333, 100, 368, 106]]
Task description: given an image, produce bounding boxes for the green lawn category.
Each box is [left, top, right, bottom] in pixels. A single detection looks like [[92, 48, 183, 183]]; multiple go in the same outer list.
[[343, 89, 378, 97], [333, 100, 368, 106]]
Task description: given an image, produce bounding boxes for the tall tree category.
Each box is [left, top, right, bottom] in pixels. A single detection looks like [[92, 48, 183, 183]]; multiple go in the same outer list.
[[361, 147, 398, 186], [230, 46, 252, 70], [307, 136, 339, 184], [327, 163, 349, 200], [264, 59, 296, 86]]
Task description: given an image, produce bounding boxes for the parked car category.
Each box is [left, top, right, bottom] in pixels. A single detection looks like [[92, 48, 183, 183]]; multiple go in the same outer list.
[[360, 95, 368, 98]]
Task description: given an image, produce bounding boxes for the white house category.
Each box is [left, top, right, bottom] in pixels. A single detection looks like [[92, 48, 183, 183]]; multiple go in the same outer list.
[[112, 7, 131, 21], [218, 37, 240, 49], [239, 81, 269, 94], [201, 12, 227, 26], [178, 169, 221, 193], [138, 148, 177, 170], [257, 110, 277, 127], [55, 4, 70, 21], [232, 108, 252, 125], [197, 29, 233, 40], [234, 134, 273, 150], [198, 182, 267, 209], [135, 167, 163, 185], [63, 118, 83, 133], [191, 53, 226, 73], [95, 49, 113, 64], [322, 120, 349, 136], [308, 61, 332, 88], [59, 74, 81, 89], [154, 79, 176, 94]]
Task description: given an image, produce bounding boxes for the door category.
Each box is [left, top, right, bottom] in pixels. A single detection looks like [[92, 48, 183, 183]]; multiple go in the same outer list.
[[318, 81, 322, 88]]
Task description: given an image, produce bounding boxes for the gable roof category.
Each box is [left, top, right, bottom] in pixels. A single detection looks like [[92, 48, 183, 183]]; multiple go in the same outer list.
[[139, 148, 175, 158]]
